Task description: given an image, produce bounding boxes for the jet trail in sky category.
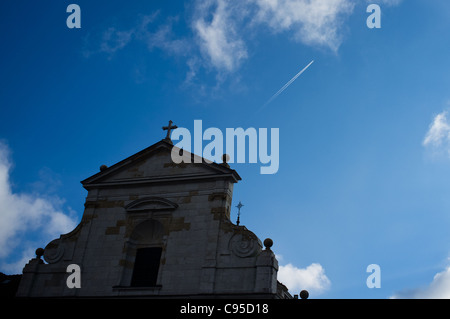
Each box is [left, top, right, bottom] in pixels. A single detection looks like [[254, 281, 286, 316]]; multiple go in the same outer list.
[[259, 60, 314, 112]]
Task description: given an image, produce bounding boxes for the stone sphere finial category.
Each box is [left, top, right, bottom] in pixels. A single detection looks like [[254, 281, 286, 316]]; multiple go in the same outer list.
[[222, 154, 230, 163], [100, 164, 108, 172], [263, 238, 273, 250], [300, 290, 309, 299], [221, 154, 230, 167], [35, 248, 44, 259]]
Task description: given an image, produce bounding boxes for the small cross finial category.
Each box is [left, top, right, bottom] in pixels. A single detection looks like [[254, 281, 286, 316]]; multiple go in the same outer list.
[[162, 120, 178, 142], [236, 201, 244, 226]]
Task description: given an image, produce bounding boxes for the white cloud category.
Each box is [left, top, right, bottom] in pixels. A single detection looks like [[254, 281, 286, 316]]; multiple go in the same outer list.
[[252, 0, 355, 52], [0, 141, 78, 273], [192, 0, 248, 72], [191, 0, 355, 71], [423, 111, 450, 157], [278, 262, 331, 295], [391, 266, 450, 299], [0, 248, 34, 275]]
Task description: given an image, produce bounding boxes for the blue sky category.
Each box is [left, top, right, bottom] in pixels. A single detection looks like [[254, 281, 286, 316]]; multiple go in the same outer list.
[[1, 0, 450, 298]]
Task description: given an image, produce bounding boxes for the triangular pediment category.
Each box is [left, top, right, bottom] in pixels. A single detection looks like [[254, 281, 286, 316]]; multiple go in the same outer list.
[[81, 139, 240, 189]]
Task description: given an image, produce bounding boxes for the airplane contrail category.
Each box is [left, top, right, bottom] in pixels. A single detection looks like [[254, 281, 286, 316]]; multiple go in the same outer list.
[[259, 60, 314, 112]]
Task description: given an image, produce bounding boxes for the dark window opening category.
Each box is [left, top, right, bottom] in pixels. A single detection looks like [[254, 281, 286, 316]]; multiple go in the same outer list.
[[130, 247, 162, 287]]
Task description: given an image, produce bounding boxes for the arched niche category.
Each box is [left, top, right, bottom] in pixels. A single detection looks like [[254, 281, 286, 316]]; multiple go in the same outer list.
[[119, 218, 166, 288]]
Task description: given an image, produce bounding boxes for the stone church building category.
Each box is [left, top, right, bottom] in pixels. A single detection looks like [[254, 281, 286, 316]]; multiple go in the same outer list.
[[16, 123, 291, 298]]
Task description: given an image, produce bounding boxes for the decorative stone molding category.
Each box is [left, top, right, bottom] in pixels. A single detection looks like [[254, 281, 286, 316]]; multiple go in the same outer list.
[[125, 197, 178, 213]]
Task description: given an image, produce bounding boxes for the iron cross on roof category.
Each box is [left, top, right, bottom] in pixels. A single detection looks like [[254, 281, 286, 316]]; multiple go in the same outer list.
[[162, 120, 178, 141], [236, 201, 244, 226]]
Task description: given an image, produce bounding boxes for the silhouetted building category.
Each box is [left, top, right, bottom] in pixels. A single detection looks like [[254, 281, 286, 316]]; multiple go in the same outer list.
[[17, 126, 290, 298]]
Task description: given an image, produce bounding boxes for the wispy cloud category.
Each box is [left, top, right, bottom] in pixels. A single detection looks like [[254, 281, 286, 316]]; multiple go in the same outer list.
[[83, 27, 134, 58], [190, 0, 355, 72], [252, 0, 355, 52], [423, 110, 450, 157], [138, 14, 192, 57], [192, 0, 248, 72], [391, 266, 450, 299], [100, 27, 134, 55], [0, 141, 78, 274], [82, 0, 404, 84], [82, 13, 197, 84]]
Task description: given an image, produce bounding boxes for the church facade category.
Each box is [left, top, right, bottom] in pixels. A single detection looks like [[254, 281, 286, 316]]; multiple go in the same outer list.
[[16, 129, 290, 298]]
